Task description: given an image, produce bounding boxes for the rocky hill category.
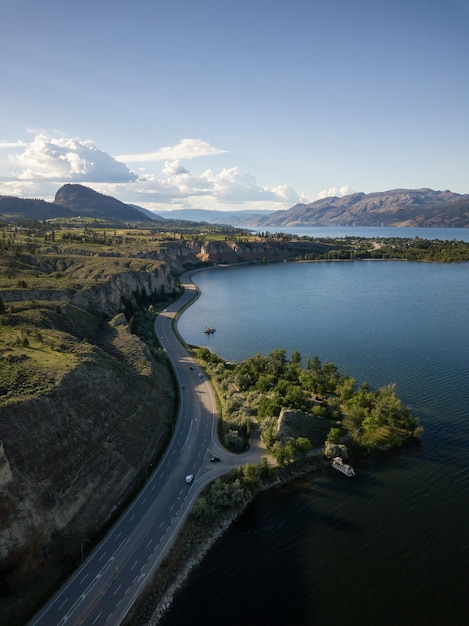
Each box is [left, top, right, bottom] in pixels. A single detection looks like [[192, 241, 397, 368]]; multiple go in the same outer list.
[[250, 188, 469, 228], [0, 184, 158, 222], [54, 184, 155, 221]]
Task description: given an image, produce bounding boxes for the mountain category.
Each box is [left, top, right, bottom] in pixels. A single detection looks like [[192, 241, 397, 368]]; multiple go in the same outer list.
[[54, 184, 153, 221], [0, 184, 162, 222], [249, 188, 469, 228], [0, 195, 72, 220], [156, 208, 273, 226], [127, 203, 165, 220]]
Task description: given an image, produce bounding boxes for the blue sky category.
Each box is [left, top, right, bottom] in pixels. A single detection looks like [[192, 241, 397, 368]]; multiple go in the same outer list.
[[1, 0, 468, 213]]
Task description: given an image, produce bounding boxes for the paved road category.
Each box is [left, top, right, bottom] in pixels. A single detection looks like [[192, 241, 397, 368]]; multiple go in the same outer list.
[[29, 271, 254, 626]]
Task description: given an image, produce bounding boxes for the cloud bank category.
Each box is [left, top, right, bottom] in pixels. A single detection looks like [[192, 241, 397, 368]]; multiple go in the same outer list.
[[0, 131, 328, 212], [13, 134, 137, 183]]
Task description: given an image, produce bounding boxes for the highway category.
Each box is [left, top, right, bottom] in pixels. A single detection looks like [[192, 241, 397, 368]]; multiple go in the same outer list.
[[29, 271, 244, 626]]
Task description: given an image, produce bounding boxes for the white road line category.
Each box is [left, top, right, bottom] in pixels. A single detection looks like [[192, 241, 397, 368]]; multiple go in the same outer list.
[[112, 583, 122, 597]]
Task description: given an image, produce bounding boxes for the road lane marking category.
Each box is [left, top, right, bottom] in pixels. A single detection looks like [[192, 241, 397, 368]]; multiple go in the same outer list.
[[112, 584, 122, 597]]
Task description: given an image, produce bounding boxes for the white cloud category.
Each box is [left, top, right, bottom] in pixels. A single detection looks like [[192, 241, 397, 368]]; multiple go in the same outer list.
[[316, 186, 351, 199], [0, 131, 304, 212], [90, 164, 299, 213], [0, 140, 26, 149], [13, 133, 137, 183], [271, 184, 302, 204], [162, 159, 189, 175], [115, 138, 227, 163]]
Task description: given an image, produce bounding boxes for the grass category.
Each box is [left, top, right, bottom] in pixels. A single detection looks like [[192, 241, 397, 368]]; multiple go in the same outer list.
[[0, 300, 107, 406]]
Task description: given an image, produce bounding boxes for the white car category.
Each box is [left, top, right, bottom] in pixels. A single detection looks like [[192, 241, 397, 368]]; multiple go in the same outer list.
[[185, 474, 194, 484]]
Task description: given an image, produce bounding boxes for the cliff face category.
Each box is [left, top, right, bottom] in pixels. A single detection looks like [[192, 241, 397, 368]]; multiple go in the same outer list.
[[1, 261, 178, 315], [0, 313, 175, 622], [276, 408, 331, 447], [191, 238, 332, 264]]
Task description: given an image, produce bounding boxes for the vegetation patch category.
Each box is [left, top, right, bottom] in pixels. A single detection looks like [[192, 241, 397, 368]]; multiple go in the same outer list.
[[195, 348, 423, 462]]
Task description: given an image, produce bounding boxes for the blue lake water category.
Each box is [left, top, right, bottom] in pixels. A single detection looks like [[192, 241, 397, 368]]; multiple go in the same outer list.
[[162, 238, 469, 626]]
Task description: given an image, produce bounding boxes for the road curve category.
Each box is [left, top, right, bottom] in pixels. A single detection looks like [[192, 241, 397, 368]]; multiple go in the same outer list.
[[28, 270, 257, 626]]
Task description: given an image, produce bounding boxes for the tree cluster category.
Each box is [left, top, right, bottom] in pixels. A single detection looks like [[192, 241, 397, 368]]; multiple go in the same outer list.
[[298, 236, 469, 263], [196, 348, 422, 463]]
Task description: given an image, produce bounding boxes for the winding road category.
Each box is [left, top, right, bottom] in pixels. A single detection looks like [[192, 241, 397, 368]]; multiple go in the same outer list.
[[29, 270, 263, 626]]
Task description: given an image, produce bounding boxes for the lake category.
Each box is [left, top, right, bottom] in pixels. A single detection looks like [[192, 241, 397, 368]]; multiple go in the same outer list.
[[161, 234, 469, 626]]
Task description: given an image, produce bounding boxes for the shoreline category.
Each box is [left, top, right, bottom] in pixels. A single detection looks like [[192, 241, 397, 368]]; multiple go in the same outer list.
[[128, 458, 324, 625]]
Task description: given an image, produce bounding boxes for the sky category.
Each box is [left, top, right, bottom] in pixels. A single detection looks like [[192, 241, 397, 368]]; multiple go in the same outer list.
[[1, 0, 468, 213]]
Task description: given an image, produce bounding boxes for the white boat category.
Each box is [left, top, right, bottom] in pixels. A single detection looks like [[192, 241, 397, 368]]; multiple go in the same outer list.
[[204, 326, 215, 334], [331, 456, 355, 477]]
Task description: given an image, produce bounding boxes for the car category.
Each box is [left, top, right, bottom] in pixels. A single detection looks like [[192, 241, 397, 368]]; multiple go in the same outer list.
[[185, 474, 194, 484], [198, 373, 203, 378], [210, 457, 221, 463], [189, 366, 194, 370]]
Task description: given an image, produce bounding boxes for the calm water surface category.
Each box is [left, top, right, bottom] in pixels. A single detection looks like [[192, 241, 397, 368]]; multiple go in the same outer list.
[[162, 257, 469, 626]]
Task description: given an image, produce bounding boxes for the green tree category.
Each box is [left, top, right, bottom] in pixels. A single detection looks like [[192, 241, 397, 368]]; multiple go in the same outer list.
[[295, 437, 312, 457], [326, 427, 341, 444]]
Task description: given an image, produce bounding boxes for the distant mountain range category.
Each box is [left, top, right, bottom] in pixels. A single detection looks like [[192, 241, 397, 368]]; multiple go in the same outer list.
[[1, 185, 468, 228], [155, 208, 272, 226], [248, 188, 469, 228]]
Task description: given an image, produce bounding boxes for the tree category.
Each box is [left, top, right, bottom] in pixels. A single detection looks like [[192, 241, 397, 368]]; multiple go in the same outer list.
[[295, 437, 312, 457], [326, 427, 341, 444], [324, 441, 349, 459], [267, 348, 287, 381], [128, 316, 138, 334]]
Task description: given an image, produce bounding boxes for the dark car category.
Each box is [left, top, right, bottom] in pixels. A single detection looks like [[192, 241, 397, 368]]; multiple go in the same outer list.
[[210, 456, 221, 462]]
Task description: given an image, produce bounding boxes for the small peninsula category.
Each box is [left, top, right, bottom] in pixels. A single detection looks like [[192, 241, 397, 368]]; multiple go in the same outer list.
[[195, 347, 423, 461]]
